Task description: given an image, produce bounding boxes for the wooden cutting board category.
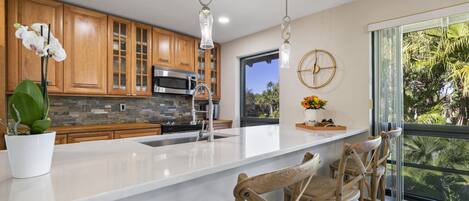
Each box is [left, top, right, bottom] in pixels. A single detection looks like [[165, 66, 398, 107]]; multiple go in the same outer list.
[[295, 123, 347, 131]]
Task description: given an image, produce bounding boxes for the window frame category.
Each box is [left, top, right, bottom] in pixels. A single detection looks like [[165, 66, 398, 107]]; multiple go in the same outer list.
[[239, 50, 280, 127]]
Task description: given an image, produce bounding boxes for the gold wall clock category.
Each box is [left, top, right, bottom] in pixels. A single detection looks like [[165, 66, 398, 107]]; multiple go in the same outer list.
[[297, 49, 337, 89]]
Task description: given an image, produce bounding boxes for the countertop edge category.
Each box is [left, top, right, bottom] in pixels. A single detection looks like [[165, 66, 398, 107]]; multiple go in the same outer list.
[[81, 128, 368, 201]]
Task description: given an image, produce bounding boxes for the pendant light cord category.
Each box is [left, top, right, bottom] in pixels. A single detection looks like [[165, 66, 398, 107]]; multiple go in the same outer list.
[[285, 0, 288, 17], [281, 0, 291, 41]]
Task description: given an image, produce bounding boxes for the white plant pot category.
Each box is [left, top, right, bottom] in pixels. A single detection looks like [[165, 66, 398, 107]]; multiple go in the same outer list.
[[5, 132, 56, 178], [304, 109, 318, 125]]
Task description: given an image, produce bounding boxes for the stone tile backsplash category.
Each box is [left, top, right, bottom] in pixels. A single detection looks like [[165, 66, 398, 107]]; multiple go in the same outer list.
[[48, 94, 201, 126]]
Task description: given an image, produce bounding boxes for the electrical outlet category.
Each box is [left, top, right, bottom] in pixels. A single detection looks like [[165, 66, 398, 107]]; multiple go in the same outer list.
[[119, 104, 126, 112]]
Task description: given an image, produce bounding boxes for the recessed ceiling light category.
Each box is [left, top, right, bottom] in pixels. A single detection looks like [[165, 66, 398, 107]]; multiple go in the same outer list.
[[218, 16, 230, 24]]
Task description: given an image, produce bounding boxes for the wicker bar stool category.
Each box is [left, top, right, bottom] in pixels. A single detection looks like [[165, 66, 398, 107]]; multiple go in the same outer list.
[[284, 137, 382, 201], [233, 152, 321, 201], [329, 128, 402, 201]]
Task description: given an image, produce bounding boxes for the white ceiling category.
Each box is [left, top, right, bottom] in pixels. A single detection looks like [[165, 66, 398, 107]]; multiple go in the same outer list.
[[62, 0, 354, 43]]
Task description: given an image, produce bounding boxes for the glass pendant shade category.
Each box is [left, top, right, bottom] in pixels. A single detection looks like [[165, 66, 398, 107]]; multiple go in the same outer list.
[[279, 41, 291, 69], [199, 7, 214, 49]]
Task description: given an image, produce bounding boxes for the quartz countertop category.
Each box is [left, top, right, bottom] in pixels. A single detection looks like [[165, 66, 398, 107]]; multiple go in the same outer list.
[[0, 125, 368, 201]]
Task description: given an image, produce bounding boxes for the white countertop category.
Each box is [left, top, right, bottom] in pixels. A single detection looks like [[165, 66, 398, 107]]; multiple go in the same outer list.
[[0, 125, 368, 201]]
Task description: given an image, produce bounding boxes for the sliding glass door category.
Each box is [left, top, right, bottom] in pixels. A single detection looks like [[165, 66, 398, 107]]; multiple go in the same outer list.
[[373, 12, 469, 201]]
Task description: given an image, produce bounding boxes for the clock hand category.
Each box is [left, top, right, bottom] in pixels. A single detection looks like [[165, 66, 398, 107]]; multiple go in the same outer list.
[[313, 51, 318, 74]]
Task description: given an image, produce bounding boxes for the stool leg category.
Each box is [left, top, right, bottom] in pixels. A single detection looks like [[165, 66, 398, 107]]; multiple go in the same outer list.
[[359, 179, 365, 201], [370, 174, 381, 201], [379, 176, 386, 201]]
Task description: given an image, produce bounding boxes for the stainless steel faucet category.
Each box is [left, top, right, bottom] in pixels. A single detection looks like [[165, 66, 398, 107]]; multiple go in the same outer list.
[[191, 83, 214, 142]]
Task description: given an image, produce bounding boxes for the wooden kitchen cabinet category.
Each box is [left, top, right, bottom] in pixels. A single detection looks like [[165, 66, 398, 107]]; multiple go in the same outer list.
[[194, 41, 221, 100], [213, 120, 232, 130], [51, 123, 161, 144], [67, 131, 113, 143], [114, 128, 161, 139], [152, 28, 174, 67], [7, 0, 64, 93], [55, 134, 67, 145], [63, 5, 108, 94], [174, 34, 195, 71], [195, 40, 208, 99], [132, 23, 152, 96], [108, 16, 132, 95]]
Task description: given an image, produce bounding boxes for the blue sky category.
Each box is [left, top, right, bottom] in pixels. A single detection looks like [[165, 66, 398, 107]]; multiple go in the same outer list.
[[245, 59, 279, 94]]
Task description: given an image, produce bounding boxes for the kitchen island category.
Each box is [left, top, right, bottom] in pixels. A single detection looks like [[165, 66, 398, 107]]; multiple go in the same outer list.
[[0, 125, 368, 201]]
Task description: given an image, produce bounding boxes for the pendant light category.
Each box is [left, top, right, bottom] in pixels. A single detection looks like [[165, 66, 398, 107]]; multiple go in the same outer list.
[[199, 0, 214, 49], [280, 0, 291, 69]]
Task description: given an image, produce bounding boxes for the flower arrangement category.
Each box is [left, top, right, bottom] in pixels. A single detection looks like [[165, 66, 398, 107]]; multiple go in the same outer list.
[[2, 23, 67, 179], [6, 23, 66, 135], [301, 95, 327, 110]]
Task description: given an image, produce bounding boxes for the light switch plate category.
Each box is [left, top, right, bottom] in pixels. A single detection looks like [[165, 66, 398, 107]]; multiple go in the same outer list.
[[119, 104, 127, 112]]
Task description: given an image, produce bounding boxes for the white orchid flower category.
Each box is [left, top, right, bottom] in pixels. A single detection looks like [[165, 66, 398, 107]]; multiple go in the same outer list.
[[51, 47, 66, 62], [31, 23, 50, 38], [45, 39, 66, 62], [14, 24, 28, 39], [21, 31, 47, 56], [14, 22, 66, 61]]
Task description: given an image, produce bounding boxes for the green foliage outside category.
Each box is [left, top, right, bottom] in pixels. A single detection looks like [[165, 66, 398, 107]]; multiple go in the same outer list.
[[403, 21, 469, 200], [403, 21, 469, 126], [245, 82, 279, 118]]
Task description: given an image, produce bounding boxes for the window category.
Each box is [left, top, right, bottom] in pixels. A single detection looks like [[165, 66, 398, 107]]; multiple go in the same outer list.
[[240, 51, 279, 127], [401, 14, 469, 201]]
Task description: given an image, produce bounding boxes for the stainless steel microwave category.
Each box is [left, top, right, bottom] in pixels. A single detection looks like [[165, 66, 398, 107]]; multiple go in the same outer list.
[[153, 66, 197, 95]]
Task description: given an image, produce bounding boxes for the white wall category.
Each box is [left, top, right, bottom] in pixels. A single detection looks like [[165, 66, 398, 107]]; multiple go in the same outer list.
[[220, 0, 468, 128]]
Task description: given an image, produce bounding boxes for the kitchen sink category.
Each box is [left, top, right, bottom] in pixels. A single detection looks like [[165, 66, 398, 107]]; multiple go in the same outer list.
[[140, 135, 229, 147]]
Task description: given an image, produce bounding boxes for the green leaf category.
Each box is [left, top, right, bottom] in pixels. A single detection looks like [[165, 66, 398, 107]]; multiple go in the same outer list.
[[8, 92, 44, 127], [31, 119, 51, 134], [13, 80, 44, 110]]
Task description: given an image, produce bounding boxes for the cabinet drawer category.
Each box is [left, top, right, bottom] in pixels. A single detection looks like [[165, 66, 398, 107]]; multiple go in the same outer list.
[[213, 122, 232, 130], [55, 135, 67, 145], [114, 128, 161, 139], [67, 131, 113, 143]]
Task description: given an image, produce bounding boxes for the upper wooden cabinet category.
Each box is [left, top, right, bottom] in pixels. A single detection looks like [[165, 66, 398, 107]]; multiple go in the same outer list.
[[7, 0, 64, 92], [152, 28, 174, 67], [152, 30, 196, 72], [5, 1, 218, 98], [131, 23, 152, 96], [63, 5, 108, 94], [108, 16, 132, 95], [195, 41, 221, 100], [174, 34, 195, 71]]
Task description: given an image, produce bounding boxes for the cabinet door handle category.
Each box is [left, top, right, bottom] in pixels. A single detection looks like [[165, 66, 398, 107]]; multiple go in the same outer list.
[[181, 62, 190, 66], [159, 58, 169, 62]]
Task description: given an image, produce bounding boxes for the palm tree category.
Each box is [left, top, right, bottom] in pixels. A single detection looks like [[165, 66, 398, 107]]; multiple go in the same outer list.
[[404, 136, 446, 165], [403, 21, 469, 125], [254, 82, 279, 118]]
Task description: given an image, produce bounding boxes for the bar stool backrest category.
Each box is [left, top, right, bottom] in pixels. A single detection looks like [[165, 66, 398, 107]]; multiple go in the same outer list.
[[233, 152, 321, 201], [335, 137, 382, 201]]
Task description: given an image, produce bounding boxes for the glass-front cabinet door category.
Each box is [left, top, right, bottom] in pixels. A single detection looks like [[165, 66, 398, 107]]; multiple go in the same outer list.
[[132, 23, 152, 96], [194, 42, 221, 100], [195, 41, 208, 99], [108, 16, 132, 95], [210, 44, 221, 99]]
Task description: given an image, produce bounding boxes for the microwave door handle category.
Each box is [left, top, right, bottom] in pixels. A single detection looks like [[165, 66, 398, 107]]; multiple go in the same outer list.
[[188, 76, 192, 92]]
